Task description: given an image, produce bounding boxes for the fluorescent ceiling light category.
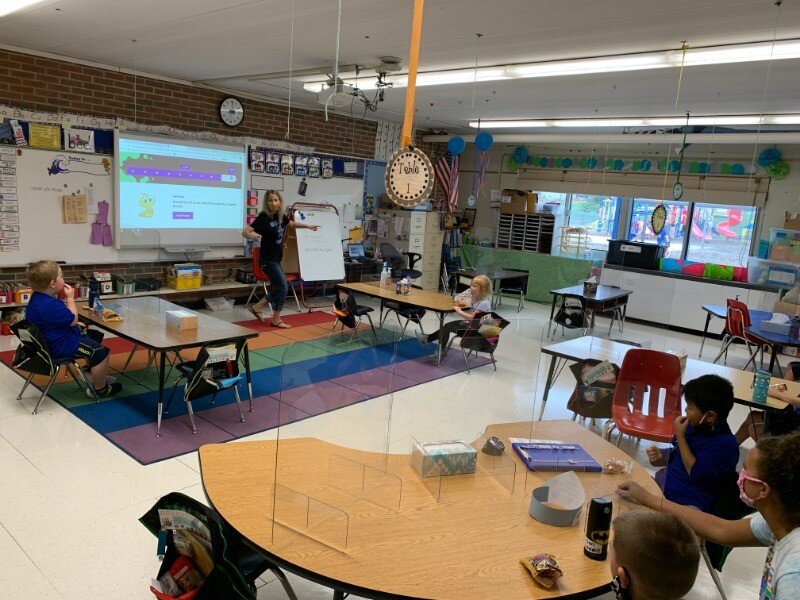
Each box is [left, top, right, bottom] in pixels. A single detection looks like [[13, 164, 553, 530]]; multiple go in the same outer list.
[[0, 0, 44, 17], [303, 38, 800, 93], [470, 114, 800, 128]]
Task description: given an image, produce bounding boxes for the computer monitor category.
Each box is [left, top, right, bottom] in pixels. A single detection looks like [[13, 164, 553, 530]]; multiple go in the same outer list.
[[347, 243, 365, 259]]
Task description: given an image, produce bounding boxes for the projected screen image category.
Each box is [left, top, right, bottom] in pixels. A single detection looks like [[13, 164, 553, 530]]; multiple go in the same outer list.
[[115, 133, 246, 247]]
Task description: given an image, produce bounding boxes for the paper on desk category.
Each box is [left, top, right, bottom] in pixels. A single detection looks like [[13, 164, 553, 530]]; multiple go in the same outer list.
[[542, 471, 585, 510]]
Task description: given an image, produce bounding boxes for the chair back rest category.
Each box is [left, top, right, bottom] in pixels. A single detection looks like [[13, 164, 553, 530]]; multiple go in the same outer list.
[[10, 320, 56, 376], [725, 298, 750, 338], [612, 349, 682, 419], [379, 243, 404, 270], [251, 247, 270, 282], [333, 290, 358, 329], [459, 312, 510, 351], [185, 340, 244, 402]]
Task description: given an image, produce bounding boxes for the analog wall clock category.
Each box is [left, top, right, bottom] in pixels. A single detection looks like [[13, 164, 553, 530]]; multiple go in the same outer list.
[[219, 97, 244, 127], [651, 203, 667, 235], [385, 146, 434, 207]]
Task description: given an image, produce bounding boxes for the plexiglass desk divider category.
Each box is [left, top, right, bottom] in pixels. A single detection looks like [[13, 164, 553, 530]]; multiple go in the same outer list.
[[272, 483, 350, 551], [328, 454, 403, 513], [472, 433, 516, 495], [409, 436, 444, 502]]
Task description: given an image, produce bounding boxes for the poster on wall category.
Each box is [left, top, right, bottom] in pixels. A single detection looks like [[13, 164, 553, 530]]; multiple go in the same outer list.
[[280, 154, 294, 175], [308, 156, 320, 178], [64, 128, 95, 153], [249, 148, 265, 172], [28, 123, 61, 150], [322, 158, 333, 179], [266, 152, 280, 174], [295, 156, 308, 177]]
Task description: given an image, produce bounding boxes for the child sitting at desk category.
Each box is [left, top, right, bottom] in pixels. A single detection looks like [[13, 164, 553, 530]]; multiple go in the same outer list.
[[735, 363, 800, 445], [609, 511, 699, 600], [25, 260, 122, 398], [647, 374, 739, 512], [416, 275, 492, 349]]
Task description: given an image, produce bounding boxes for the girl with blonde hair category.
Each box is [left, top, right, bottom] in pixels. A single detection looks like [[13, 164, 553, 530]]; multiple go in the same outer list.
[[417, 275, 493, 348]]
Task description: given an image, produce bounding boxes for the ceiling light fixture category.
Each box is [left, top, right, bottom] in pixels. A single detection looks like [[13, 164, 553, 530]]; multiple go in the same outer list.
[[0, 0, 45, 17], [469, 114, 800, 128], [302, 38, 800, 93]]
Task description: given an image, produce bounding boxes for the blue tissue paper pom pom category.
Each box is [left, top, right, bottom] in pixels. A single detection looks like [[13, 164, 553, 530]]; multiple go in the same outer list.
[[758, 148, 781, 168]]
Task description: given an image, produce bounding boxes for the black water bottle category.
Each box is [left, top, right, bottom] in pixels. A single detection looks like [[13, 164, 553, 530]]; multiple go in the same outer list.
[[88, 280, 100, 310], [584, 497, 612, 560]]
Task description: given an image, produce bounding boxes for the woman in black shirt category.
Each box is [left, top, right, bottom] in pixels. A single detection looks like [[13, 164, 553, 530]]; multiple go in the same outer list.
[[242, 190, 317, 328]]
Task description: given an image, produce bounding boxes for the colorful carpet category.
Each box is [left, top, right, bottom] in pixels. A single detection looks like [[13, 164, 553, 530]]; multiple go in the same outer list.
[[0, 311, 490, 464]]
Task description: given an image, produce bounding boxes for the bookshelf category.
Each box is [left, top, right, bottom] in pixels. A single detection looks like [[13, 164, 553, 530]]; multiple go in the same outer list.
[[495, 213, 555, 254]]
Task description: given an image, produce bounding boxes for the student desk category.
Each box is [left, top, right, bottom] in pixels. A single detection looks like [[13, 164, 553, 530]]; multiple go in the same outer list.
[[78, 296, 258, 435], [199, 419, 660, 600], [548, 285, 632, 337], [337, 281, 456, 363], [455, 267, 530, 308], [744, 311, 800, 374], [537, 336, 791, 421]]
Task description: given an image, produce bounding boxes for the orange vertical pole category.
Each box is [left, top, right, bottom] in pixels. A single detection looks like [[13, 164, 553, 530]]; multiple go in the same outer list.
[[401, 0, 424, 148]]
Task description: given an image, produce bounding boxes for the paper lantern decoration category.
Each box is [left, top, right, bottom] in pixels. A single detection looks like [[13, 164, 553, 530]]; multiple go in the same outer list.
[[562, 157, 573, 168], [668, 160, 681, 173], [579, 157, 588, 169], [731, 163, 745, 175], [538, 157, 548, 168], [721, 163, 732, 174], [641, 159, 652, 172], [768, 161, 790, 180], [758, 147, 781, 168], [613, 159, 624, 171], [587, 157, 598, 169], [474, 131, 494, 152], [513, 145, 528, 164], [698, 162, 710, 174], [507, 156, 520, 172], [447, 136, 466, 155], [631, 160, 642, 172]]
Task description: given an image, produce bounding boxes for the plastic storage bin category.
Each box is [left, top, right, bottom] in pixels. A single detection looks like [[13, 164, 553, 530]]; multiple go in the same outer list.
[[747, 257, 799, 288], [769, 228, 800, 263], [166, 274, 203, 290]]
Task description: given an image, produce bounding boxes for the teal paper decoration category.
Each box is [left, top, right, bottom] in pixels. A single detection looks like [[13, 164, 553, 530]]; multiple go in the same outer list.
[[513, 145, 529, 163], [731, 164, 745, 175], [641, 159, 651, 172], [698, 162, 710, 174], [587, 157, 598, 169], [613, 159, 624, 171], [668, 160, 681, 173], [562, 157, 573, 168], [758, 147, 781, 168], [538, 157, 548, 168]]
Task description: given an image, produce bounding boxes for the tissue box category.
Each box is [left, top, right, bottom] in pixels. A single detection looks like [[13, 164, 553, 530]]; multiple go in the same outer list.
[[165, 310, 198, 330], [759, 320, 791, 335], [410, 440, 477, 477], [583, 280, 598, 295]]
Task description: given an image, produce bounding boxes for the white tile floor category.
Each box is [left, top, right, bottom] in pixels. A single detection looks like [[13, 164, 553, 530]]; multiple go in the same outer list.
[[0, 296, 768, 599]]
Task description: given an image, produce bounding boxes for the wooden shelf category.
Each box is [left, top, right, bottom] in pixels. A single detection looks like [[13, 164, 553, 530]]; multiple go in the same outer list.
[[494, 213, 555, 253]]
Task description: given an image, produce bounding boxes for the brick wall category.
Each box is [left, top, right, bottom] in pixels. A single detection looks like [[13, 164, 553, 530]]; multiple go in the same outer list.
[[0, 48, 443, 298]]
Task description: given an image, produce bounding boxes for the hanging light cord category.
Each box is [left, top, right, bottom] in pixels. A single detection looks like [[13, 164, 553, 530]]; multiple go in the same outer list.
[[285, 0, 295, 138], [324, 0, 344, 122], [471, 33, 483, 110]]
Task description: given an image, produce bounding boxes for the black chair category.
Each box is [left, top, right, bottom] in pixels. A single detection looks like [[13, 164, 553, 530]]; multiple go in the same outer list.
[[445, 312, 510, 372], [330, 289, 378, 345], [379, 242, 422, 280], [140, 491, 299, 600], [11, 320, 99, 414], [440, 243, 462, 294], [164, 340, 248, 435], [381, 284, 427, 338]]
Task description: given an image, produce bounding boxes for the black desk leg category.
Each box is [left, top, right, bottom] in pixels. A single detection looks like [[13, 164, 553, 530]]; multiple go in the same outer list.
[[437, 312, 446, 366], [537, 354, 558, 421], [332, 590, 345, 600], [156, 351, 166, 437], [547, 294, 558, 337], [699, 312, 712, 358], [243, 341, 254, 412]]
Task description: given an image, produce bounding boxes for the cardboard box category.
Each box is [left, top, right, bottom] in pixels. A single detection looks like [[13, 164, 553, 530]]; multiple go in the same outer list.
[[500, 189, 537, 215], [773, 301, 800, 317], [786, 212, 800, 230], [165, 309, 198, 330]]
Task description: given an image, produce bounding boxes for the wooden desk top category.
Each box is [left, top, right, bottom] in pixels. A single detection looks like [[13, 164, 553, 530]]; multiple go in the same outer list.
[[200, 420, 660, 600], [78, 296, 258, 351], [542, 336, 790, 411], [339, 281, 457, 314], [550, 285, 632, 302]]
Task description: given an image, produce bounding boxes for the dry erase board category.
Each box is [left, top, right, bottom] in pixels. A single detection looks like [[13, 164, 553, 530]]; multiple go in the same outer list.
[[293, 208, 346, 282]]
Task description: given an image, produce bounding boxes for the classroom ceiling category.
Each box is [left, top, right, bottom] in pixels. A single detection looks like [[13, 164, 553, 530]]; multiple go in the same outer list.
[[2, 0, 800, 136]]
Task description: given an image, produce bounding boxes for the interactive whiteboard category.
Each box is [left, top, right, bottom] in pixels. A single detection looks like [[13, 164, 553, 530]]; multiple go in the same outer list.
[[292, 208, 345, 282]]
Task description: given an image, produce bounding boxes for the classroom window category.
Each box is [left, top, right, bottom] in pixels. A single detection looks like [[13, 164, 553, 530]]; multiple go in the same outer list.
[[685, 203, 757, 267], [628, 198, 689, 260], [567, 194, 622, 251]]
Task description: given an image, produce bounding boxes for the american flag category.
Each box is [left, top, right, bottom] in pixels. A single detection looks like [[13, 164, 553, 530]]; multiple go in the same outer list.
[[434, 151, 459, 214]]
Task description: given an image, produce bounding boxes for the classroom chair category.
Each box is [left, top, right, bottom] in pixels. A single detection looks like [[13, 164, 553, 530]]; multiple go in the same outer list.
[[330, 289, 378, 345], [10, 320, 100, 414], [380, 284, 427, 338], [602, 349, 682, 445], [713, 298, 780, 375], [140, 491, 299, 600], [245, 246, 273, 310], [444, 311, 510, 373], [163, 340, 248, 435], [379, 242, 422, 280]]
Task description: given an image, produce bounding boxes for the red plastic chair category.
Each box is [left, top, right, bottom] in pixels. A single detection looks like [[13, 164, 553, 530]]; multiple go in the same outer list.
[[602, 349, 682, 445], [245, 247, 271, 307], [713, 298, 771, 371]]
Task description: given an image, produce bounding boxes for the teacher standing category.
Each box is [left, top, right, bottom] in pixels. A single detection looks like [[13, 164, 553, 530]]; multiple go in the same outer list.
[[242, 190, 318, 329]]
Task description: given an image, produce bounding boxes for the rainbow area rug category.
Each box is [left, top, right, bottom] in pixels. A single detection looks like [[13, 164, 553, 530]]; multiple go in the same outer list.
[[1, 311, 489, 464]]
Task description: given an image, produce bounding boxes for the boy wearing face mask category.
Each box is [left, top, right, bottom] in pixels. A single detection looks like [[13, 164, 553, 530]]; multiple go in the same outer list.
[[617, 432, 800, 600], [646, 374, 739, 512]]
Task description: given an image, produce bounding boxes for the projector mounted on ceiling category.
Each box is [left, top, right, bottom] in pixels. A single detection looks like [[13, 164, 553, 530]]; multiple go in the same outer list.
[[317, 80, 355, 108]]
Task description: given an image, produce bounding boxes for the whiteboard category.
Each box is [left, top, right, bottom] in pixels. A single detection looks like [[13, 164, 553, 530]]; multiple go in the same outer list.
[[293, 209, 346, 282]]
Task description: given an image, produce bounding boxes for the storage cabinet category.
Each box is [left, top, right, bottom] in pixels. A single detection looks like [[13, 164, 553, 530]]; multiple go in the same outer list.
[[376, 208, 444, 291], [495, 213, 555, 253]]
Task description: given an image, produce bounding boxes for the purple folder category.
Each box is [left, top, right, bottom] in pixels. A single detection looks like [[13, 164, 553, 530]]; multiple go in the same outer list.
[[512, 442, 602, 472]]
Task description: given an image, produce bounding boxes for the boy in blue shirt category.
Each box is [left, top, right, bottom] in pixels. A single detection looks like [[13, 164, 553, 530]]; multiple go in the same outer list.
[[25, 260, 122, 398], [647, 374, 739, 512]]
